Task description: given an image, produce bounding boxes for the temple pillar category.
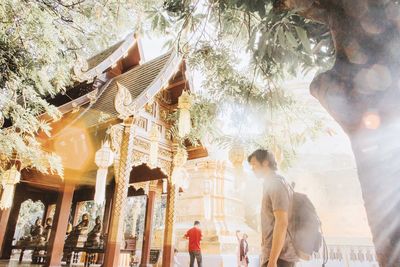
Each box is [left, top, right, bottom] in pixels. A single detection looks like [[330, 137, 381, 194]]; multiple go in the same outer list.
[[0, 204, 11, 257], [96, 183, 114, 265], [0, 184, 24, 259], [103, 118, 135, 267], [103, 183, 114, 234], [140, 181, 157, 267], [45, 183, 75, 267], [162, 181, 176, 267]]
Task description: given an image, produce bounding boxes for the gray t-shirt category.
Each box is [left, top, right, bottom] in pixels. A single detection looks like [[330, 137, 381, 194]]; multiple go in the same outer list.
[[260, 174, 298, 263]]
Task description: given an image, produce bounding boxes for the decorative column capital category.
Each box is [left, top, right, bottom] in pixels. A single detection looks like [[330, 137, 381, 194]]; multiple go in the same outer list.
[[149, 180, 159, 193]]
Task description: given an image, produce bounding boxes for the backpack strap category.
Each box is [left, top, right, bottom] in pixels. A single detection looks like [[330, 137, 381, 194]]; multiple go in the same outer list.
[[274, 175, 298, 254], [274, 175, 294, 217]]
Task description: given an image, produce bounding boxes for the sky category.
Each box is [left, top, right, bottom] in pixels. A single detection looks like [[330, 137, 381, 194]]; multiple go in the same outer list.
[[140, 36, 170, 62]]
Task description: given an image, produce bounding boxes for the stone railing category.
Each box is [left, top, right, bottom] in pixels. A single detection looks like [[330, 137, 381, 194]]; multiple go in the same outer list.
[[175, 244, 378, 267], [298, 244, 378, 267]]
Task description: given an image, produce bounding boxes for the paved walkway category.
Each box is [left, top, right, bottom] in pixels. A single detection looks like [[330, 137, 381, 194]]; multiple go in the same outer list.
[[0, 260, 73, 267], [0, 260, 100, 267], [0, 261, 42, 267]]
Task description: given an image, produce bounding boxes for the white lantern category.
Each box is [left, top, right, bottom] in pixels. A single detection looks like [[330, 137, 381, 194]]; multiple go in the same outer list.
[[171, 147, 189, 191], [0, 166, 21, 210], [272, 144, 283, 166], [162, 178, 168, 194], [178, 91, 192, 138], [180, 169, 189, 190], [171, 167, 189, 191], [228, 143, 245, 169], [94, 141, 114, 204], [149, 125, 160, 168], [173, 147, 188, 167]]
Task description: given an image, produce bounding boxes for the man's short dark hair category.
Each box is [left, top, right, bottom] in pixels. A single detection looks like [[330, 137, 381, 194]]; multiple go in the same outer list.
[[194, 220, 200, 226], [247, 149, 278, 171]]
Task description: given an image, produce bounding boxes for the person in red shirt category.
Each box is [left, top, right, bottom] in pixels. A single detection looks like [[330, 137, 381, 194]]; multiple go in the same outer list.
[[184, 221, 203, 267]]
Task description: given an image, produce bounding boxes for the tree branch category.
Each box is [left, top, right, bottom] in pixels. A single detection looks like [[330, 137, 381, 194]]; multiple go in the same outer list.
[[274, 0, 330, 24]]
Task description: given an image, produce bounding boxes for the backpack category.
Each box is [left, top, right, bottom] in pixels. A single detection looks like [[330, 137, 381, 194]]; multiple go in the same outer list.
[[290, 191, 323, 260], [279, 178, 328, 264]]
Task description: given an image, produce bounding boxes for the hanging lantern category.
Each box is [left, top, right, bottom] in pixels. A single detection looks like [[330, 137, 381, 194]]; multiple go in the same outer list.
[[272, 144, 283, 166], [171, 147, 189, 191], [149, 125, 160, 168], [94, 141, 114, 205], [228, 143, 245, 169], [178, 91, 192, 138], [173, 147, 188, 167], [0, 166, 21, 210], [171, 167, 189, 190], [180, 169, 189, 190], [162, 178, 168, 194]]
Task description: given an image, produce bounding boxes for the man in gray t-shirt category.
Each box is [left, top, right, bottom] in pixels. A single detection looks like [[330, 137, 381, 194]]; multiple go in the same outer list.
[[248, 149, 298, 267]]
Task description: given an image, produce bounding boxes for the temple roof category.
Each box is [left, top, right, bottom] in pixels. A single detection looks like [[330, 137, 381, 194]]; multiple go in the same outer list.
[[81, 50, 177, 127], [87, 40, 125, 70], [41, 33, 142, 115], [76, 33, 142, 81]]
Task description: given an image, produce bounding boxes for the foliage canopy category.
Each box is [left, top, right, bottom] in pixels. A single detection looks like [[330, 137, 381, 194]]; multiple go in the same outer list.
[[0, 0, 332, 174]]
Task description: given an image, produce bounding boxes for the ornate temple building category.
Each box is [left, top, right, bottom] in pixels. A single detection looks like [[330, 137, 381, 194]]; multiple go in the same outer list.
[[0, 33, 206, 267]]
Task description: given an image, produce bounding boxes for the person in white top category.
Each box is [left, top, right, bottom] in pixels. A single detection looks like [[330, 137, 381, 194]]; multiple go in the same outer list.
[[173, 248, 181, 267], [236, 230, 249, 267]]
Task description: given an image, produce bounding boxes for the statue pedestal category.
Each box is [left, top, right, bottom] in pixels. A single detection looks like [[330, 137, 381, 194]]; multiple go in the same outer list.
[[65, 228, 89, 248]]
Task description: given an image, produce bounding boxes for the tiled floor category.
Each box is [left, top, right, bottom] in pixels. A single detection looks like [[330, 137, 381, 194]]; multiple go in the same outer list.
[[0, 260, 42, 267], [0, 260, 75, 267], [0, 260, 100, 267]]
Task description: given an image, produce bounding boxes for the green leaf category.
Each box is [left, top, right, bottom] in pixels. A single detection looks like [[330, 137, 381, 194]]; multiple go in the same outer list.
[[257, 31, 269, 59], [151, 13, 160, 30], [277, 26, 286, 49], [285, 30, 298, 48], [295, 26, 312, 53]]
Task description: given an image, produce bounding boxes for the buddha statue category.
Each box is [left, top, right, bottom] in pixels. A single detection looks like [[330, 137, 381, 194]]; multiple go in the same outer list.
[[30, 218, 44, 240], [65, 213, 90, 248], [42, 217, 53, 242], [17, 217, 44, 246], [85, 216, 102, 248], [18, 218, 47, 246], [72, 213, 90, 234]]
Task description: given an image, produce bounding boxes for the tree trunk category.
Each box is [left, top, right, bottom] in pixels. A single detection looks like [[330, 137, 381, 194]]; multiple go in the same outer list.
[[299, 1, 400, 266], [310, 55, 400, 267], [310, 19, 400, 267], [350, 122, 400, 267]]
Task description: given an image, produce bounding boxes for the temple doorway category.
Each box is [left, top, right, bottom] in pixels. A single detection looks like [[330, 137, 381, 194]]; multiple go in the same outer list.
[[123, 195, 146, 263], [73, 201, 105, 232], [13, 200, 45, 243], [11, 199, 45, 261]]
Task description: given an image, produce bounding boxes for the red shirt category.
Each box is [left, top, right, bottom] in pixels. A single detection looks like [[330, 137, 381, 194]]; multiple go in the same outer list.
[[185, 227, 202, 252]]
